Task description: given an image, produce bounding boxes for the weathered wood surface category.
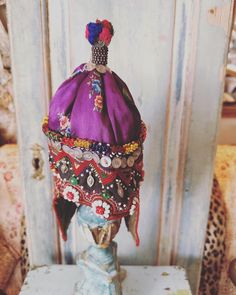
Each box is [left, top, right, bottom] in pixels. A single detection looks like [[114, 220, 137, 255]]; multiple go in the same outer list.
[[7, 0, 58, 266], [175, 1, 234, 292], [7, 0, 233, 294], [19, 265, 192, 295]]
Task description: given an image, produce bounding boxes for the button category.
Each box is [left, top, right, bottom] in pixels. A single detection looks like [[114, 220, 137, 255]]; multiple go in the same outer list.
[[121, 158, 127, 168], [100, 156, 111, 168], [112, 157, 122, 169], [82, 151, 93, 161], [127, 156, 135, 167]]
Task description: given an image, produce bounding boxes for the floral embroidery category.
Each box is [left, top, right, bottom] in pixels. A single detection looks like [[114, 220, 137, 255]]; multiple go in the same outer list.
[[63, 186, 80, 203], [92, 79, 101, 94], [92, 200, 110, 218], [58, 113, 71, 136], [94, 95, 103, 112], [87, 73, 104, 112]]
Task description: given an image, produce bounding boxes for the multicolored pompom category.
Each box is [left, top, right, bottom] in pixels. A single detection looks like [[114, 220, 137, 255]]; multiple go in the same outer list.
[[85, 19, 114, 46]]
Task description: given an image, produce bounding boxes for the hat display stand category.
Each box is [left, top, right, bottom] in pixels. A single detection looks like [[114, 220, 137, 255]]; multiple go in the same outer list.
[[73, 205, 125, 295]]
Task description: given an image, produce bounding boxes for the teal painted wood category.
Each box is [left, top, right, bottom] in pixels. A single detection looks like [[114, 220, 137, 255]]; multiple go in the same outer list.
[[76, 206, 122, 295], [7, 0, 58, 266]]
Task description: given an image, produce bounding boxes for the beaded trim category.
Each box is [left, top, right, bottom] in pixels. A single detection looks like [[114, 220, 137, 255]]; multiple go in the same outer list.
[[91, 45, 108, 65], [42, 116, 146, 156]]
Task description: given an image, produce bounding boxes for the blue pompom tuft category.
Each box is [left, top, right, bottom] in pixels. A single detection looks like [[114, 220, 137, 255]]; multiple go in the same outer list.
[[87, 22, 103, 45]]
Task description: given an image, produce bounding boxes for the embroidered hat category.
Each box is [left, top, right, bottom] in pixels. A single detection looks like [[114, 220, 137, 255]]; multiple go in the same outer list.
[[42, 20, 146, 246]]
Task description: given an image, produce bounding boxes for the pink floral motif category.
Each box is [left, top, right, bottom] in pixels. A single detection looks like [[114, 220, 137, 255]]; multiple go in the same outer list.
[[58, 113, 71, 136], [59, 115, 69, 130], [87, 73, 104, 112], [94, 95, 103, 112]]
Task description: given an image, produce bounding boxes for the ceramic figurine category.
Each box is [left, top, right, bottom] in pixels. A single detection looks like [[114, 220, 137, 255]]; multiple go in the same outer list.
[[42, 19, 146, 295]]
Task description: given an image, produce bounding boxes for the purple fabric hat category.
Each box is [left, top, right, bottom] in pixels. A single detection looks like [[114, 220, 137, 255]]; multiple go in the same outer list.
[[48, 63, 142, 145], [43, 20, 146, 245]]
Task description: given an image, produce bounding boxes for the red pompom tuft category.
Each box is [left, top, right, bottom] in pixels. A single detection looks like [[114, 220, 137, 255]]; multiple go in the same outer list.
[[99, 27, 113, 46]]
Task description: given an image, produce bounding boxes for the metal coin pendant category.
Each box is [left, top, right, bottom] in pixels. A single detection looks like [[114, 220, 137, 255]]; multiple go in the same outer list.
[[100, 156, 111, 168], [112, 157, 122, 169], [127, 156, 135, 167], [133, 147, 141, 160], [87, 175, 95, 187], [121, 158, 127, 168]]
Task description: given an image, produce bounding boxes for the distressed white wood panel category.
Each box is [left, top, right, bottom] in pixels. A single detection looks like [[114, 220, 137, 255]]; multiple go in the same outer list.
[[157, 0, 198, 266], [20, 265, 192, 295], [7, 0, 58, 266], [175, 0, 234, 293], [51, 0, 176, 265], [48, 0, 70, 92]]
